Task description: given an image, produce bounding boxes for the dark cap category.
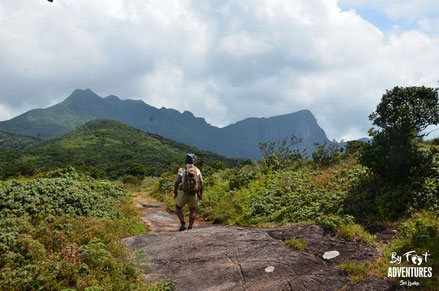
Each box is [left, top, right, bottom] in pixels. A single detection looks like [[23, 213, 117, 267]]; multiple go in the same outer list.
[[186, 153, 195, 164]]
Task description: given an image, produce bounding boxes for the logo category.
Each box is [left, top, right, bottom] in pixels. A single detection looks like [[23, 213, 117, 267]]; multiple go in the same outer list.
[[388, 251, 433, 286]]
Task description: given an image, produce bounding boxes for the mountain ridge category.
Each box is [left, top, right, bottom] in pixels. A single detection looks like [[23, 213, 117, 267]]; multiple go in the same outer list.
[[0, 89, 330, 159]]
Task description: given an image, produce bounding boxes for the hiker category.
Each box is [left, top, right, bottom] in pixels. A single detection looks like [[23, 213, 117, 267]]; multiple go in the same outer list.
[[173, 153, 204, 231]]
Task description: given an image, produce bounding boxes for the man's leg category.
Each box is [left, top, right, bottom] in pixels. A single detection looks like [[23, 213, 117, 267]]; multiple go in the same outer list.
[[176, 205, 185, 224], [175, 192, 187, 231], [176, 206, 187, 231], [188, 207, 196, 229]]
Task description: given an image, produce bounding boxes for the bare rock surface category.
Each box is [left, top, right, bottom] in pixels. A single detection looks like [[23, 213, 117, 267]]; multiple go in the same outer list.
[[122, 224, 402, 290], [266, 225, 376, 264]]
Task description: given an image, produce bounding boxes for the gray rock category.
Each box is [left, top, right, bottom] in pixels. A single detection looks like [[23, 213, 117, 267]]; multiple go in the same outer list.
[[122, 224, 401, 291]]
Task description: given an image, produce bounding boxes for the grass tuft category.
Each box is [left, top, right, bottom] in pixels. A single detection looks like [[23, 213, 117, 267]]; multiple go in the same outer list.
[[340, 261, 369, 283], [283, 237, 307, 250]]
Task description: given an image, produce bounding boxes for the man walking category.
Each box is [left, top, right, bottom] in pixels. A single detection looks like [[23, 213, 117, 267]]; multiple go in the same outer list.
[[173, 153, 203, 231]]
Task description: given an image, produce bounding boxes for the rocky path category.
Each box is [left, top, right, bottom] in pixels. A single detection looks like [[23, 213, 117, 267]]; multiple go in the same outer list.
[[125, 194, 401, 290], [133, 194, 210, 232]]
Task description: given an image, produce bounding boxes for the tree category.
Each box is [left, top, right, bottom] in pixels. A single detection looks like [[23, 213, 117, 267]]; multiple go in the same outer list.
[[361, 86, 439, 181], [259, 135, 307, 169], [345, 140, 366, 155], [356, 86, 439, 218], [369, 86, 439, 137], [126, 163, 147, 177], [312, 141, 343, 168]]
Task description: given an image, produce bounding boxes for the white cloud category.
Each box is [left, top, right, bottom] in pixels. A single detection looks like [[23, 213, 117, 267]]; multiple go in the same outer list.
[[139, 62, 227, 125], [0, 104, 14, 122], [219, 32, 272, 57], [418, 17, 439, 35], [0, 0, 438, 141]]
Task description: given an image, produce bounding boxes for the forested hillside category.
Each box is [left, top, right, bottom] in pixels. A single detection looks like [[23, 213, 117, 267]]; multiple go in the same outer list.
[[0, 119, 232, 179], [0, 130, 41, 149]]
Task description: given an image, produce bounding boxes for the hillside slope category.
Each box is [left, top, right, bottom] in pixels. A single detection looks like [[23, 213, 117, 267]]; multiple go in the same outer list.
[[0, 131, 41, 149], [0, 119, 231, 177]]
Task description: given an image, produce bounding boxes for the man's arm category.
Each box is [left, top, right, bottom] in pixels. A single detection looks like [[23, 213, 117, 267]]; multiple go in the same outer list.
[[174, 181, 179, 198], [174, 169, 183, 198], [198, 184, 204, 200]]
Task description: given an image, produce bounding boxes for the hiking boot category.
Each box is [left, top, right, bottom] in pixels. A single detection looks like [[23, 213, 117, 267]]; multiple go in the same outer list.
[[187, 226, 193, 230], [179, 224, 187, 231]]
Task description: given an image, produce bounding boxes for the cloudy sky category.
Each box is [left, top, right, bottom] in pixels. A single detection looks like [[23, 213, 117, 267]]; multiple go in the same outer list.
[[1, 0, 438, 140]]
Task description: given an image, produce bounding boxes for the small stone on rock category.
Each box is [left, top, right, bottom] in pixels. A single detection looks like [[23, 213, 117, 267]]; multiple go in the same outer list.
[[265, 266, 275, 272], [323, 251, 340, 260]]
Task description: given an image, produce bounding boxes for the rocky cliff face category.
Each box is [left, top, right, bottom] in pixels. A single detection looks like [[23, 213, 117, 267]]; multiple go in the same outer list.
[[0, 89, 330, 159]]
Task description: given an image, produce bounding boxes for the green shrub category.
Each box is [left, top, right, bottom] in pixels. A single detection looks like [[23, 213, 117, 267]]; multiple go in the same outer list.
[[228, 166, 258, 191], [315, 214, 355, 232], [312, 141, 343, 168], [0, 171, 126, 219], [349, 145, 439, 220], [315, 214, 375, 243], [337, 224, 375, 244], [158, 176, 174, 192], [396, 212, 438, 252], [108, 170, 120, 180], [126, 163, 148, 177], [210, 161, 226, 171], [122, 175, 143, 186], [259, 135, 307, 170], [427, 137, 439, 145], [284, 237, 307, 250], [150, 156, 370, 227], [340, 261, 369, 283], [0, 167, 154, 290], [345, 140, 367, 156]]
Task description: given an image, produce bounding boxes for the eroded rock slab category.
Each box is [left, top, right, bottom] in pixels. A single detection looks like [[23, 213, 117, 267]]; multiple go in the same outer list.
[[123, 226, 345, 290], [122, 225, 401, 291], [266, 224, 376, 264]]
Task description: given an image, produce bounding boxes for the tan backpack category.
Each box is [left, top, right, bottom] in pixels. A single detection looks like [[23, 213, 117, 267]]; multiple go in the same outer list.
[[183, 167, 200, 194]]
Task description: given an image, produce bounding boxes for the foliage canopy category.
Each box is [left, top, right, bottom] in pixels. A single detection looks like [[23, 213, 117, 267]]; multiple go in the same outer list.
[[359, 85, 439, 218], [369, 86, 439, 136]]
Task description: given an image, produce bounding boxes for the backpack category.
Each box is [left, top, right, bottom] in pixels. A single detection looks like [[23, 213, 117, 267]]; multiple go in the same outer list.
[[182, 167, 200, 195]]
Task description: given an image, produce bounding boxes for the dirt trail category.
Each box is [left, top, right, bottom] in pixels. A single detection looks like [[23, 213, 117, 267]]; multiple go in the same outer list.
[[133, 193, 210, 233], [125, 193, 402, 291]]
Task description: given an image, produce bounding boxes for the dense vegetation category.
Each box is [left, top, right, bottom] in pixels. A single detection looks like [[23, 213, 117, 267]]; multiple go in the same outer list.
[[0, 119, 233, 179], [0, 130, 41, 149], [0, 167, 174, 290], [358, 86, 439, 219], [151, 86, 439, 288], [153, 150, 372, 236]]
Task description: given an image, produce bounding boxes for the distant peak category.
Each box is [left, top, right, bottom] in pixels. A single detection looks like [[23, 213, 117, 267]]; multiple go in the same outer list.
[[71, 88, 96, 95], [278, 109, 317, 121], [64, 88, 102, 103], [105, 95, 120, 101], [183, 110, 194, 117]]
